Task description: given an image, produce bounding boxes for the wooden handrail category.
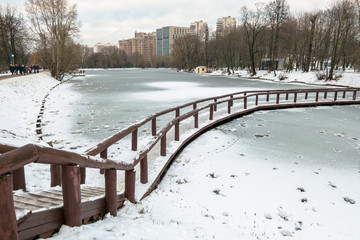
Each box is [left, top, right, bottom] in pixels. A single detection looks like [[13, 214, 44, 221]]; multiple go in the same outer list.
[[86, 87, 357, 156], [0, 144, 133, 175]]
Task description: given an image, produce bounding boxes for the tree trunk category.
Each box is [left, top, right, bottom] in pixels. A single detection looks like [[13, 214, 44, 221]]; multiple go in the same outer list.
[[305, 15, 317, 72]]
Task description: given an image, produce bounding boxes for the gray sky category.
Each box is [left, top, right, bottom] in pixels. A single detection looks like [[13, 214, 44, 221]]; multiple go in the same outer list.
[[1, 0, 334, 46]]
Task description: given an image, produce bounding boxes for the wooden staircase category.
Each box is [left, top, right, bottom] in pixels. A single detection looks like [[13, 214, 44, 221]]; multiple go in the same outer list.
[[15, 186, 124, 239]]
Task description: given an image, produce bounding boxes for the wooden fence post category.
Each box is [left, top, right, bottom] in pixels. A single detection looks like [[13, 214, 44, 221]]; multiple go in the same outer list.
[[51, 164, 62, 187], [125, 169, 136, 203], [0, 174, 18, 240], [214, 99, 217, 111], [194, 112, 199, 128], [228, 101, 231, 114], [161, 134, 166, 157], [294, 92, 297, 103], [132, 129, 138, 151], [105, 169, 117, 216], [13, 167, 26, 191], [334, 91, 338, 101], [152, 118, 156, 136], [209, 105, 214, 120], [230, 95, 234, 107], [244, 96, 247, 109], [100, 149, 107, 175], [193, 104, 198, 128], [266, 91, 270, 102], [80, 167, 86, 185], [175, 109, 180, 141], [140, 155, 148, 184], [276, 93, 280, 104], [353, 91, 357, 100], [316, 91, 319, 102], [175, 120, 180, 141], [61, 165, 81, 227], [255, 95, 258, 106]]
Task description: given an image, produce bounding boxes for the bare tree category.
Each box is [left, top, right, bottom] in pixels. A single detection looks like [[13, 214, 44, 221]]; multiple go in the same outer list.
[[240, 3, 268, 76], [26, 0, 80, 80], [217, 30, 238, 74], [172, 34, 204, 71], [0, 5, 28, 69], [304, 13, 319, 72], [328, 0, 355, 79], [266, 0, 289, 74]]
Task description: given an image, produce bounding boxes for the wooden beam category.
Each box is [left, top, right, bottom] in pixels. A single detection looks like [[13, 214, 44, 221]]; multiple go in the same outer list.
[[125, 169, 136, 203], [13, 167, 26, 191], [105, 169, 117, 216], [50, 164, 61, 187], [61, 165, 81, 227], [0, 174, 18, 239]]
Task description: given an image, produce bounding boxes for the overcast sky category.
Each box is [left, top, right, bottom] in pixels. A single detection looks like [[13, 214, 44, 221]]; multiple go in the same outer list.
[[1, 0, 334, 46]]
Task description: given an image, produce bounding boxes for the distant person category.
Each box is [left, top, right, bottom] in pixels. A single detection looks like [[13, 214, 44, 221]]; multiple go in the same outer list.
[[9, 65, 14, 75], [14, 64, 18, 75]]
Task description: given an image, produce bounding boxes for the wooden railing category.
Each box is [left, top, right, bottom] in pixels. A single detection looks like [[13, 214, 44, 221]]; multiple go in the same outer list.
[[0, 87, 359, 239]]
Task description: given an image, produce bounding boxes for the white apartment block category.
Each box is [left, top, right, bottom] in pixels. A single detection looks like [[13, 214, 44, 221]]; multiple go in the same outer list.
[[216, 16, 236, 38], [190, 20, 208, 42]]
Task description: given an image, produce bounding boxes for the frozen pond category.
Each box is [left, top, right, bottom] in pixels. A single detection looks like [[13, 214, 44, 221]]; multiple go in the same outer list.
[[216, 105, 360, 170], [42, 68, 318, 149], [41, 68, 360, 169]]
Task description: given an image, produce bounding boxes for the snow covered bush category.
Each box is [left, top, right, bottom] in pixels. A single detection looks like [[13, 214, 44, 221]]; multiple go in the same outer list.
[[316, 71, 327, 80], [334, 72, 343, 80], [278, 72, 288, 80]]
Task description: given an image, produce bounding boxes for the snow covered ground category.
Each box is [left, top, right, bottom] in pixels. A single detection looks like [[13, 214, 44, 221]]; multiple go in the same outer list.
[[210, 69, 360, 88], [0, 70, 359, 239]]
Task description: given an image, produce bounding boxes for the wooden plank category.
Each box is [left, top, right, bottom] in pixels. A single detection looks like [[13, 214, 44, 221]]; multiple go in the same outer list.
[[27, 193, 63, 204], [16, 194, 62, 205], [14, 197, 53, 209], [42, 190, 63, 198], [14, 200, 43, 211], [18, 207, 63, 231], [19, 220, 62, 240]]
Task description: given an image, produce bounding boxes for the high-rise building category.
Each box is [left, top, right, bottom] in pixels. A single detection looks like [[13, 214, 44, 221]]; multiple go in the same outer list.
[[216, 16, 236, 38], [190, 20, 208, 42], [119, 32, 157, 62], [156, 26, 190, 56]]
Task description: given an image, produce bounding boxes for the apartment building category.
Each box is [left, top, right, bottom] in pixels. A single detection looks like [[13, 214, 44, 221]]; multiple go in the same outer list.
[[216, 16, 236, 38], [118, 32, 157, 62], [156, 26, 190, 56], [190, 20, 208, 42]]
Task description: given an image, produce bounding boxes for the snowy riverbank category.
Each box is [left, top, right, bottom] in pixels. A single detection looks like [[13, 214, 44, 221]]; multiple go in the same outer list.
[[0, 72, 59, 146], [210, 69, 360, 88], [1, 70, 359, 239]]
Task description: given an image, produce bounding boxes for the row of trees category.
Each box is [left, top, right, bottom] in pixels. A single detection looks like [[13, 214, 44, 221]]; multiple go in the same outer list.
[[1, 0, 359, 80], [79, 46, 169, 69], [0, 6, 29, 70], [172, 0, 360, 79], [0, 0, 80, 80]]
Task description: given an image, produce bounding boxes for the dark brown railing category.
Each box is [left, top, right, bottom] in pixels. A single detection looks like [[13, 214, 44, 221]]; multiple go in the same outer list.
[[0, 87, 359, 239]]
